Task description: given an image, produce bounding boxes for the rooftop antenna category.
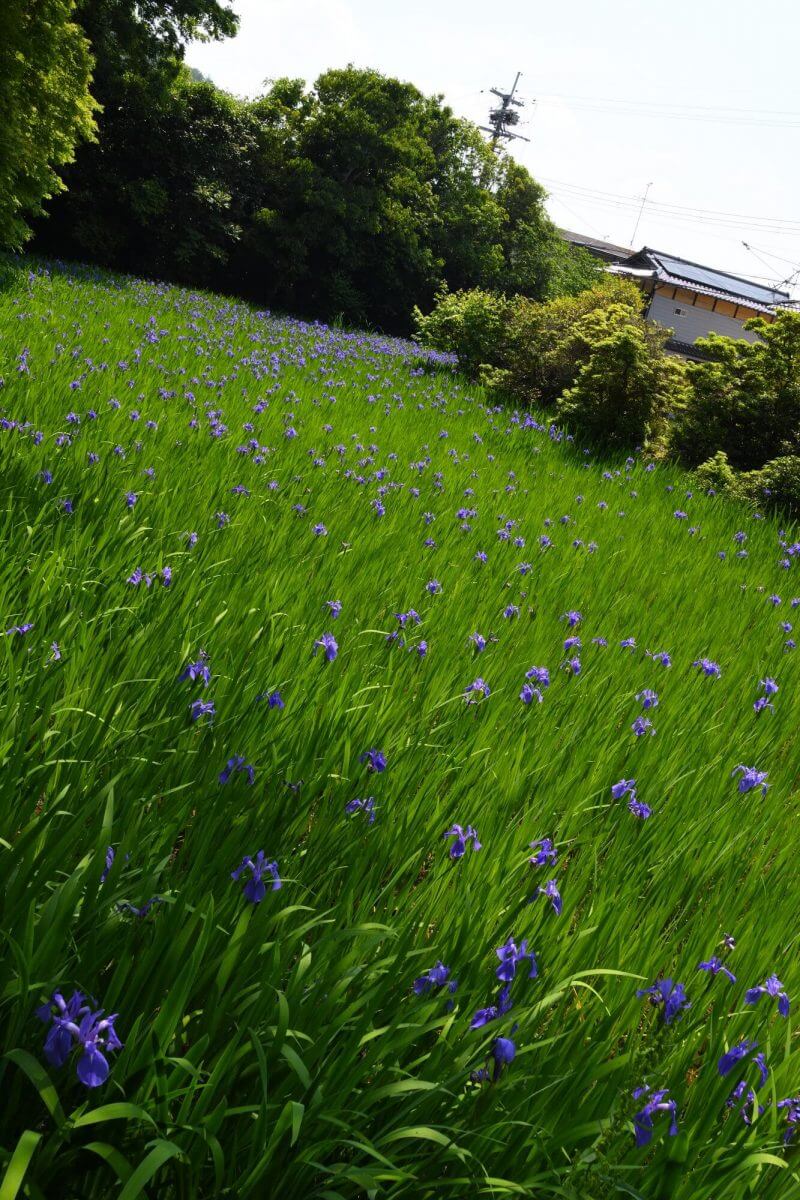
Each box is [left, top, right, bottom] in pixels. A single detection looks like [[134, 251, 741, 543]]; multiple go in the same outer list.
[[630, 181, 653, 247], [480, 71, 530, 148]]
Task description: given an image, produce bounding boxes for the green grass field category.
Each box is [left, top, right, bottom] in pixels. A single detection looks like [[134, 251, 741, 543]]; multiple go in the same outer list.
[[1, 257, 799, 1199]]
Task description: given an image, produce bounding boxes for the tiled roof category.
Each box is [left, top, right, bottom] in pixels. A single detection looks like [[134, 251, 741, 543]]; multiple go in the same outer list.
[[626, 248, 790, 314]]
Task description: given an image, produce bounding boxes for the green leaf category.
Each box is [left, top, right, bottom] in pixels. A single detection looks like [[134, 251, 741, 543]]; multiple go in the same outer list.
[[0, 1130, 41, 1200], [117, 1140, 184, 1200], [3, 1050, 65, 1129], [72, 1102, 158, 1130]]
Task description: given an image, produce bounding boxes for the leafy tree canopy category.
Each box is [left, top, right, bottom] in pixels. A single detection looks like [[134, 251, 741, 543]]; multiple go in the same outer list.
[[0, 1, 97, 249]]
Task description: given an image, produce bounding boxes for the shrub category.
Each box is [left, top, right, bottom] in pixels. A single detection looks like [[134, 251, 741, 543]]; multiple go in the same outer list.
[[501, 277, 651, 407], [555, 322, 661, 447], [412, 286, 513, 375], [693, 450, 738, 495], [749, 455, 800, 517], [670, 311, 800, 470]]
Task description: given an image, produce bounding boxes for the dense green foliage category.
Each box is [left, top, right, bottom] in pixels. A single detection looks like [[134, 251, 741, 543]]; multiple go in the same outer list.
[[415, 279, 680, 446], [1, 257, 800, 1199], [32, 23, 598, 331], [672, 312, 800, 471], [0, 0, 97, 249], [415, 287, 800, 494]]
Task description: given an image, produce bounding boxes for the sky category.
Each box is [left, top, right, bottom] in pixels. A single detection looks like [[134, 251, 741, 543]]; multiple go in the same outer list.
[[188, 0, 800, 297]]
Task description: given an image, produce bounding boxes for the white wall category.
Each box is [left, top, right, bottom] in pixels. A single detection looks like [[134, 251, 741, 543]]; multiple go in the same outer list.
[[648, 292, 762, 345]]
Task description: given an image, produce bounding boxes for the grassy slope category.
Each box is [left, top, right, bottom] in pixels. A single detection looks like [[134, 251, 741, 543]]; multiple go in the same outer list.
[[0, 258, 799, 1199]]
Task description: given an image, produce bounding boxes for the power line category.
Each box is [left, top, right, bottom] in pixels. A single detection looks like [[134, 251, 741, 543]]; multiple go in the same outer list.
[[532, 93, 800, 129], [538, 176, 800, 229], [535, 92, 800, 118]]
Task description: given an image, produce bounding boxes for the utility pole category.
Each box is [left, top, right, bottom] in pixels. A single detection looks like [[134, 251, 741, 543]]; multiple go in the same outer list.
[[481, 72, 530, 149], [630, 181, 653, 247]]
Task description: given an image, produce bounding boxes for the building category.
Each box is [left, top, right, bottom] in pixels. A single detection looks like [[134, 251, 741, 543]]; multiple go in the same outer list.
[[561, 231, 793, 358], [559, 229, 633, 264], [611, 248, 792, 358]]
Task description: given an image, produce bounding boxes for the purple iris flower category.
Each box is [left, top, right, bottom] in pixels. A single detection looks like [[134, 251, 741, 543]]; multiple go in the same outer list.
[[488, 1035, 516, 1081], [632, 716, 655, 737], [529, 838, 557, 867], [698, 957, 736, 984], [464, 678, 490, 701], [256, 690, 284, 709], [745, 974, 790, 1017], [179, 653, 211, 687], [732, 765, 769, 796], [495, 937, 537, 982], [562, 610, 582, 627], [231, 850, 281, 902], [563, 656, 581, 676], [525, 666, 550, 688], [215, 511, 230, 528], [503, 604, 519, 618], [36, 992, 123, 1088], [632, 1085, 679, 1147], [612, 780, 637, 804], [760, 677, 779, 697], [470, 632, 486, 652], [444, 824, 481, 859], [535, 879, 562, 915], [778, 1096, 800, 1143], [117, 897, 163, 919], [629, 798, 652, 819], [413, 961, 455, 996], [426, 580, 442, 595], [190, 698, 215, 723], [620, 637, 636, 650], [726, 1078, 765, 1126], [312, 523, 327, 537], [345, 796, 376, 824], [360, 748, 386, 773], [563, 635, 582, 653], [125, 492, 137, 509], [753, 697, 774, 715], [636, 978, 690, 1024], [520, 683, 543, 704], [325, 600, 342, 618], [718, 1039, 759, 1077], [219, 756, 255, 786], [470, 985, 513, 1030], [636, 689, 659, 709], [693, 657, 721, 677], [313, 632, 338, 662], [100, 846, 115, 884]]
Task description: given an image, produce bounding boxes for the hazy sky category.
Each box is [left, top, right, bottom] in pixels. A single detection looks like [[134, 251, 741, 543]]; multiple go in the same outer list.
[[188, 0, 800, 296]]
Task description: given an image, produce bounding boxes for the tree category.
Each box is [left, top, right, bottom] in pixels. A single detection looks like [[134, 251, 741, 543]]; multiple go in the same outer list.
[[670, 311, 800, 470], [34, 55, 597, 332], [32, 0, 238, 265], [0, 1, 96, 249]]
